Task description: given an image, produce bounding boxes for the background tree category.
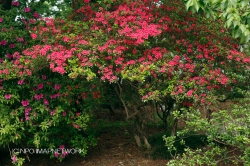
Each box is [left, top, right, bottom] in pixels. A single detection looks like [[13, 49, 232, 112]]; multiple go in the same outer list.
[[183, 0, 250, 43]]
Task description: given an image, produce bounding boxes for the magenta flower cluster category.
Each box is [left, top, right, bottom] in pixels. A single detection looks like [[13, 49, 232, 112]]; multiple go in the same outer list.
[[54, 145, 69, 159], [21, 100, 29, 107], [12, 1, 20, 7], [24, 107, 32, 121], [24, 7, 30, 13], [4, 94, 11, 100]]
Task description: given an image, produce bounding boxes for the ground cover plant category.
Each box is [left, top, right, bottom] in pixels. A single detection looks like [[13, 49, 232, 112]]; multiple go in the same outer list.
[[0, 0, 250, 165]]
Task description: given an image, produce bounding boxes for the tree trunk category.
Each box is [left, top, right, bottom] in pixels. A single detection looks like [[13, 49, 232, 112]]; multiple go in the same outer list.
[[143, 136, 151, 149], [134, 134, 142, 148], [171, 118, 178, 136], [204, 106, 212, 121], [133, 115, 151, 149]]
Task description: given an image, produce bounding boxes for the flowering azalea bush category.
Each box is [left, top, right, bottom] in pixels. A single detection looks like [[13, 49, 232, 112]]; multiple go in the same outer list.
[[0, 0, 42, 61], [21, 0, 249, 103], [0, 69, 99, 162], [0, 1, 99, 165], [22, 0, 250, 135], [1, 0, 250, 165]]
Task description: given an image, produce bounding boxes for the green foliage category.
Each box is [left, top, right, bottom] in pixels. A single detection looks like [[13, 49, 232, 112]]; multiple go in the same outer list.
[[0, 71, 98, 163], [164, 94, 250, 165], [149, 131, 207, 160], [70, 134, 97, 157], [183, 0, 250, 42], [11, 153, 25, 166]]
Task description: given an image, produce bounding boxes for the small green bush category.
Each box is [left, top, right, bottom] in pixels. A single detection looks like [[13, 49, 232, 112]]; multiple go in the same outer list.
[[164, 95, 250, 165]]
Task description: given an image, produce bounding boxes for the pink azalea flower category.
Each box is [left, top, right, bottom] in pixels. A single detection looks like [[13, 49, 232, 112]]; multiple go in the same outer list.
[[59, 145, 65, 150], [1, 40, 6, 45], [42, 75, 47, 80], [186, 90, 194, 98], [34, 94, 43, 100], [6, 53, 13, 59], [24, 7, 30, 12], [0, 18, 2, 23], [12, 1, 20, 7], [33, 12, 39, 19], [11, 155, 17, 162], [16, 37, 24, 42], [4, 94, 11, 100], [37, 83, 43, 89], [29, 19, 36, 24], [73, 123, 80, 129], [227, 55, 233, 60], [54, 84, 61, 90], [30, 33, 37, 39], [25, 107, 32, 112], [18, 80, 24, 85], [21, 100, 29, 107], [62, 150, 68, 158], [12, 52, 20, 59], [54, 152, 59, 158], [25, 116, 30, 121], [83, 0, 90, 3], [43, 99, 49, 105], [10, 43, 15, 48]]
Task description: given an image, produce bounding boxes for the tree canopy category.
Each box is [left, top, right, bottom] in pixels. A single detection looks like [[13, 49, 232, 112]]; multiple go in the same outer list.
[[184, 0, 250, 43]]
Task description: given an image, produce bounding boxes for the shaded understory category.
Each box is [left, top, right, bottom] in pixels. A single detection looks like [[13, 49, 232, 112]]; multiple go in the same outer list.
[[0, 108, 235, 166]]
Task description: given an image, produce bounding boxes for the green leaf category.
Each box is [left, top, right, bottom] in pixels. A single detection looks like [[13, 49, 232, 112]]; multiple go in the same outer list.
[[233, 20, 239, 27], [194, 0, 200, 12], [240, 0, 249, 8], [229, 0, 237, 7], [232, 27, 241, 38], [185, 0, 194, 10], [221, 0, 228, 10], [247, 18, 250, 27], [239, 24, 247, 33], [226, 16, 234, 27]]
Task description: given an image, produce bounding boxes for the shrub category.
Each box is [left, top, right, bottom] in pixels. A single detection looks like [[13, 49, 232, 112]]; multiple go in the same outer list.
[[165, 94, 250, 165]]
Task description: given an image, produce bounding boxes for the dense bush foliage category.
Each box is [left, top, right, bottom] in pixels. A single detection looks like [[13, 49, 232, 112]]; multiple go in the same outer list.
[[1, 0, 250, 165], [184, 0, 250, 43], [165, 94, 250, 165]]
